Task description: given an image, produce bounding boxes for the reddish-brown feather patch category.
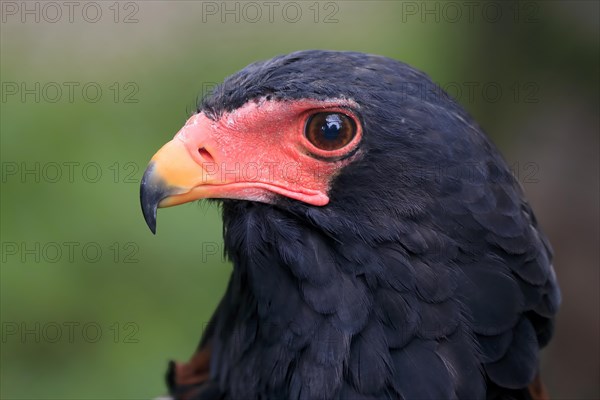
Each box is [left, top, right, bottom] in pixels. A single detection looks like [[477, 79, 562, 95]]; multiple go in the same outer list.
[[528, 373, 549, 400], [168, 342, 212, 400]]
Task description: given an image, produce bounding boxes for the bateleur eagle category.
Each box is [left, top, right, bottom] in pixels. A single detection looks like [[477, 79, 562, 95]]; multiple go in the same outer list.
[[140, 50, 560, 400]]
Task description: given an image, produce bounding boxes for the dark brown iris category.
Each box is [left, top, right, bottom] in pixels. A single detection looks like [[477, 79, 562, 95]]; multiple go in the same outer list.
[[304, 112, 357, 151]]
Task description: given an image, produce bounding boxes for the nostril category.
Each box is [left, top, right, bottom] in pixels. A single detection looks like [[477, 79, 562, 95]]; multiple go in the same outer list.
[[198, 147, 215, 163]]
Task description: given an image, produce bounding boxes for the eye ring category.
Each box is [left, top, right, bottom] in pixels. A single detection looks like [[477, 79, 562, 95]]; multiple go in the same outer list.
[[304, 112, 357, 152]]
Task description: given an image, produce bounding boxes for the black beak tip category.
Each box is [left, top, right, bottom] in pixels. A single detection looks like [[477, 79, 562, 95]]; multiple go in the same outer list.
[[140, 163, 167, 235], [142, 201, 157, 235]]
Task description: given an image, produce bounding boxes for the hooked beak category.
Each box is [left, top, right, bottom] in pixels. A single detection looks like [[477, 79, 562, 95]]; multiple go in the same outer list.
[[139, 138, 210, 234]]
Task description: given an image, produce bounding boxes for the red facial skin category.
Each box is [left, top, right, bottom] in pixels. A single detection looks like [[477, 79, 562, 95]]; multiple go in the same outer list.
[[146, 98, 362, 208]]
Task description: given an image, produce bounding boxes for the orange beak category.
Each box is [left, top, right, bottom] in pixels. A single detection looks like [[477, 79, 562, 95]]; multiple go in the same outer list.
[[140, 137, 216, 234]]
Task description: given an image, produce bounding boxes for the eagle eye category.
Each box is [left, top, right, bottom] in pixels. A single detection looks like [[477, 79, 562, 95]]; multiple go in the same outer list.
[[305, 112, 357, 151]]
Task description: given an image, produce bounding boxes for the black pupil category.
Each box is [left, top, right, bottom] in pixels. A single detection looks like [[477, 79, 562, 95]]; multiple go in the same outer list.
[[321, 114, 343, 141]]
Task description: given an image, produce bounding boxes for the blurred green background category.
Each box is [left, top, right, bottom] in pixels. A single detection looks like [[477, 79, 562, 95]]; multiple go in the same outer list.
[[1, 1, 598, 399]]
